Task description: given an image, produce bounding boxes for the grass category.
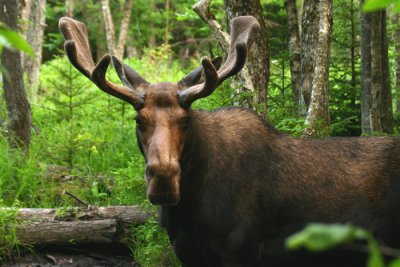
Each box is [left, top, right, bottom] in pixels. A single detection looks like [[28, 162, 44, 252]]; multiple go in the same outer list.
[[2, 45, 398, 265], [0, 49, 185, 264]]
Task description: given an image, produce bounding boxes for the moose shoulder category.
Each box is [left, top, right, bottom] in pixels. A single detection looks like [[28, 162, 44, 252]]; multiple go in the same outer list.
[[59, 16, 400, 267]]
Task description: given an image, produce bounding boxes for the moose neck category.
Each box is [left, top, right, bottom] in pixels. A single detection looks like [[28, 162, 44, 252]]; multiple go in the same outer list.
[[178, 110, 211, 196], [178, 108, 284, 200]]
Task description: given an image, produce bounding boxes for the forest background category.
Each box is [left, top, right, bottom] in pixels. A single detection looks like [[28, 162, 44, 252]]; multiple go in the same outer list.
[[0, 0, 400, 265]]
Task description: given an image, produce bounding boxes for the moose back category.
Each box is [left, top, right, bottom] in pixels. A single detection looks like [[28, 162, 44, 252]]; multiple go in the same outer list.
[[59, 16, 400, 266]]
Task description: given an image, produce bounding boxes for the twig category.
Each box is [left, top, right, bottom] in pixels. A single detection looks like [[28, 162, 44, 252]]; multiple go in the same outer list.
[[62, 190, 89, 208], [193, 0, 257, 106], [344, 243, 400, 258]]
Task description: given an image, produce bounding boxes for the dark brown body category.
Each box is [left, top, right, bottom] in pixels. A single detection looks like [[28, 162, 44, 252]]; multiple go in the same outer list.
[[59, 16, 400, 267], [159, 107, 400, 266]]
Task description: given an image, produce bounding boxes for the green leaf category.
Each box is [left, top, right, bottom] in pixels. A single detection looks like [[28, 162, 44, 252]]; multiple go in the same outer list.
[[394, 1, 400, 12], [286, 224, 366, 252], [366, 237, 385, 267], [362, 0, 398, 11], [388, 258, 400, 267], [0, 28, 34, 56]]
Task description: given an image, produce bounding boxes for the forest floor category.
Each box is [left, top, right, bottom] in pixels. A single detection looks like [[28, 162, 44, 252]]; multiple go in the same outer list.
[[3, 244, 136, 267]]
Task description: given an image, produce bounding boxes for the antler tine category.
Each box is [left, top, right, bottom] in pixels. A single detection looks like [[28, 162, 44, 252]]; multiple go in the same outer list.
[[59, 17, 95, 79], [59, 17, 145, 109], [179, 16, 260, 107]]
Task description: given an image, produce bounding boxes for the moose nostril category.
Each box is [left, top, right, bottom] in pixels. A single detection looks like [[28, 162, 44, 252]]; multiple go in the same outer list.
[[146, 161, 180, 178]]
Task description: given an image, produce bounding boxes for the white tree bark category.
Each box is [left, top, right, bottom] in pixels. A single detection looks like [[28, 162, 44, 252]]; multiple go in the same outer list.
[[66, 0, 73, 17], [115, 0, 133, 59], [302, 0, 332, 138], [391, 11, 400, 113], [193, 0, 257, 108], [20, 0, 46, 101], [101, 0, 116, 56], [101, 0, 133, 59]]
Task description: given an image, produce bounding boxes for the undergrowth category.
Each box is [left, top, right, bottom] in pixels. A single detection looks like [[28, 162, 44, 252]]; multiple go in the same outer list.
[[1, 46, 398, 265]]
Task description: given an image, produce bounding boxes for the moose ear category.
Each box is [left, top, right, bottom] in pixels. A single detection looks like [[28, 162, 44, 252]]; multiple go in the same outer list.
[[112, 56, 149, 90], [178, 56, 222, 89]]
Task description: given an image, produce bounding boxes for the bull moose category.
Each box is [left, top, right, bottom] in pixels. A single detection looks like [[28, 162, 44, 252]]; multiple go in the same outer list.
[[59, 16, 400, 266]]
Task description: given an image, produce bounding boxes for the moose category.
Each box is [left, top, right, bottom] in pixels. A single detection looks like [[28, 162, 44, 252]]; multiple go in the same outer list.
[[59, 16, 400, 266]]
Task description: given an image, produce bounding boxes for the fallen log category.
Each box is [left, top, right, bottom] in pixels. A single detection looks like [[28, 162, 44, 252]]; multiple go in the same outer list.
[[12, 206, 150, 246]]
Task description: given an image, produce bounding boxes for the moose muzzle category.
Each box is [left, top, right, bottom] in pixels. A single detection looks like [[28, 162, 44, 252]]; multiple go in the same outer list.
[[145, 161, 181, 205]]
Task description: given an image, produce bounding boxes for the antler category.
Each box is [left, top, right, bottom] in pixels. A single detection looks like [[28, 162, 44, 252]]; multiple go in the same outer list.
[[58, 17, 146, 109], [178, 16, 260, 107]]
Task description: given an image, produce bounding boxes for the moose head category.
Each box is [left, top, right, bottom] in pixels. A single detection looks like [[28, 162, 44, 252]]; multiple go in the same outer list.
[[59, 16, 260, 206]]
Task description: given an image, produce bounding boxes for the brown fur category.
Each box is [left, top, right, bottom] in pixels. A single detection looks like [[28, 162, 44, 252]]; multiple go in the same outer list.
[[143, 101, 400, 267], [59, 16, 400, 266]]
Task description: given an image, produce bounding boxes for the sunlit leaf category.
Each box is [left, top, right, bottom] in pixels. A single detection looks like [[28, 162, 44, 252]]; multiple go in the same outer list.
[[366, 237, 385, 267], [388, 258, 400, 267], [286, 223, 367, 252], [362, 0, 399, 11], [0, 27, 34, 56], [394, 1, 400, 12]]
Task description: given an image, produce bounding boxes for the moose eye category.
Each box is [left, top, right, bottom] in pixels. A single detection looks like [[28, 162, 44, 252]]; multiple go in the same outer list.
[[135, 117, 146, 131]]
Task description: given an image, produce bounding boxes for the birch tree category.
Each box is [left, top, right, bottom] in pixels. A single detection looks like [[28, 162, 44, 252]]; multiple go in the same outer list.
[[392, 11, 400, 113], [101, 0, 133, 59], [66, 0, 73, 17], [301, 0, 332, 138], [224, 0, 270, 118], [20, 0, 46, 101]]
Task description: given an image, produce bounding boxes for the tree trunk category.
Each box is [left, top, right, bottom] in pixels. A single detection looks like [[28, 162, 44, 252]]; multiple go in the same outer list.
[[349, 0, 358, 112], [360, 1, 372, 134], [193, 0, 256, 109], [224, 0, 270, 118], [285, 0, 302, 117], [0, 0, 32, 151], [391, 11, 400, 113], [115, 0, 133, 59], [164, 0, 170, 46], [101, 0, 116, 55], [101, 0, 133, 59], [371, 10, 393, 134], [300, 0, 319, 109], [21, 0, 46, 101], [302, 0, 332, 138], [12, 206, 149, 245], [360, 6, 394, 135], [66, 0, 73, 17]]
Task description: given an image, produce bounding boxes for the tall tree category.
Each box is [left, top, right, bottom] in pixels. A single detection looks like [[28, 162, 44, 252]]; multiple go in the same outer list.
[[391, 10, 400, 113], [193, 0, 259, 110], [285, 0, 302, 116], [20, 0, 46, 101], [66, 0, 73, 17], [360, 1, 372, 134], [0, 0, 32, 151], [301, 0, 332, 138], [224, 0, 270, 118], [101, 0, 133, 59], [370, 10, 393, 133], [360, 4, 394, 134]]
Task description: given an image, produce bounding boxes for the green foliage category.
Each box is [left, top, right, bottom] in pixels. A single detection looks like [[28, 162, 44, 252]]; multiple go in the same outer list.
[[286, 223, 400, 267], [131, 218, 179, 267], [362, 0, 400, 12], [275, 117, 305, 137], [286, 223, 367, 252], [0, 206, 22, 262], [0, 23, 34, 56]]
